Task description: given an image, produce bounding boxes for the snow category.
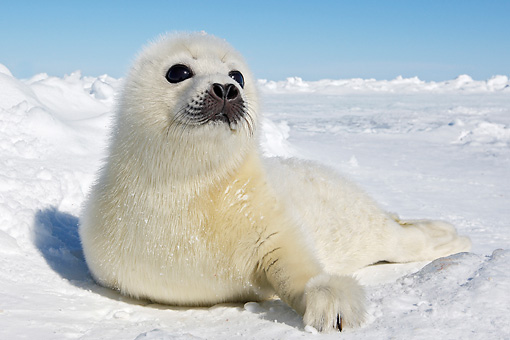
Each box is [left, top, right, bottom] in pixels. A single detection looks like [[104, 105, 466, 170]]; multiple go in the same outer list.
[[258, 74, 510, 93], [1, 63, 509, 339]]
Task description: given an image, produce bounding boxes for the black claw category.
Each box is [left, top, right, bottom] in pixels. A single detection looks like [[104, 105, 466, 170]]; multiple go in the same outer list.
[[336, 315, 343, 332]]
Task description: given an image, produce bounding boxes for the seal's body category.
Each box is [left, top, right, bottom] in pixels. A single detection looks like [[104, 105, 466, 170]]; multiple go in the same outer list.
[[79, 33, 471, 332]]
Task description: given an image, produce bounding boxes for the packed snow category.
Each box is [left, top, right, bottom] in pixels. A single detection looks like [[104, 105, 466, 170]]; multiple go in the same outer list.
[[0, 64, 509, 339]]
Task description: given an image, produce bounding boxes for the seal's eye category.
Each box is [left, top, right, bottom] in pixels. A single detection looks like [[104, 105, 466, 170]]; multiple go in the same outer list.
[[166, 64, 193, 83], [229, 71, 244, 89]]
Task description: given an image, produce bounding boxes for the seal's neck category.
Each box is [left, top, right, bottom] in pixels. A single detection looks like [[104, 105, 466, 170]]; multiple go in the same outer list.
[[110, 121, 257, 192]]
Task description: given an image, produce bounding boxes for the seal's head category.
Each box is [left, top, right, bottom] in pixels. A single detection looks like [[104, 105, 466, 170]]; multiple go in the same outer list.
[[113, 32, 259, 179], [120, 32, 257, 134]]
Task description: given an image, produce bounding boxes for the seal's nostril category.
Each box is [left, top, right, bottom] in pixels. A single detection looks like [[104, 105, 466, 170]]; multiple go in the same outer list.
[[212, 83, 225, 99], [226, 84, 238, 100]]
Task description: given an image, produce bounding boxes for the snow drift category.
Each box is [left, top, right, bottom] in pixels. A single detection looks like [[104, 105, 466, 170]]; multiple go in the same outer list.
[[0, 64, 509, 339]]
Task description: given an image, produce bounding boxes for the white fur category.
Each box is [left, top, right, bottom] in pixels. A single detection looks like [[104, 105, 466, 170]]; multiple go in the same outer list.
[[304, 274, 365, 332], [79, 32, 471, 332], [264, 158, 472, 275]]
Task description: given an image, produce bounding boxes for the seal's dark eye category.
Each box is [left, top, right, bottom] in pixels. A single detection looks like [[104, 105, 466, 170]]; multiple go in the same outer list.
[[166, 64, 193, 83], [229, 70, 244, 88]]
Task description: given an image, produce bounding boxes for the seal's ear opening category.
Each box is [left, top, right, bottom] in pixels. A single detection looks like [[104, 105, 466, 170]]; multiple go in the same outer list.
[[166, 64, 194, 83]]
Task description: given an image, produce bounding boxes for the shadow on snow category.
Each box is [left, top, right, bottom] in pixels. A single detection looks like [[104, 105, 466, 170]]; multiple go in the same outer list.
[[33, 207, 90, 283], [32, 206, 140, 303]]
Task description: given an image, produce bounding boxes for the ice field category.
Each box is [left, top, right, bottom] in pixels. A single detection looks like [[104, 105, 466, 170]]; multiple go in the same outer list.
[[0, 64, 509, 339]]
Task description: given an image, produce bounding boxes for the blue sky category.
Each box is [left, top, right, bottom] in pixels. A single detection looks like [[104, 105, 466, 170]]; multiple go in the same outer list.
[[1, 0, 509, 81]]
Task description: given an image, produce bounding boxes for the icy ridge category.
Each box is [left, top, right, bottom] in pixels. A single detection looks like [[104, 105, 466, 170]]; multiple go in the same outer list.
[[258, 75, 510, 93]]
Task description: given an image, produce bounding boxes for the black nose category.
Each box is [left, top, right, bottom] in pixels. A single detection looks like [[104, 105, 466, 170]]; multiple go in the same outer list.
[[212, 83, 239, 101]]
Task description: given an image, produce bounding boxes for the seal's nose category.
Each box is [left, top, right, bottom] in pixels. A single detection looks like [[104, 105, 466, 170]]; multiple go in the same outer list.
[[225, 84, 239, 100], [212, 83, 224, 99], [212, 83, 239, 101]]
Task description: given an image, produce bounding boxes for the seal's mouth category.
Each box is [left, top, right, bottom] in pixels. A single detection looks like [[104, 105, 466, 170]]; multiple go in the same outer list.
[[211, 112, 233, 125], [205, 83, 245, 126], [179, 83, 254, 134], [212, 113, 242, 133]]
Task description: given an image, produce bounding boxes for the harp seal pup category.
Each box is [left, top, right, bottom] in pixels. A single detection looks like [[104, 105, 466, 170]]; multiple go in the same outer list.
[[79, 32, 471, 332]]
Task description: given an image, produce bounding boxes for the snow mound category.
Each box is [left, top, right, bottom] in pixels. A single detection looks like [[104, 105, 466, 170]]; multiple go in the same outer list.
[[260, 118, 295, 157], [0, 70, 509, 339], [455, 122, 510, 147], [0, 69, 41, 110], [364, 250, 510, 338], [258, 74, 510, 94], [0, 63, 13, 76], [90, 77, 116, 101]]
